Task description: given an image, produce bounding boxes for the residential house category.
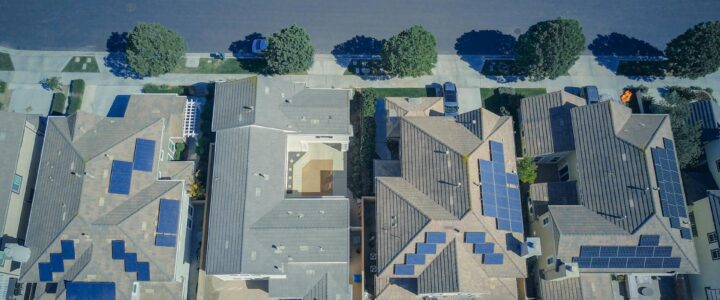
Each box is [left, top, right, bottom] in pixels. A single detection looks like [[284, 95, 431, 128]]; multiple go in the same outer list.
[[688, 191, 720, 299]]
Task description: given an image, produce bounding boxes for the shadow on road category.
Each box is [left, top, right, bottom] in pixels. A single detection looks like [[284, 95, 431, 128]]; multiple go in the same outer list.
[[331, 35, 385, 68], [454, 30, 516, 73], [103, 32, 142, 79], [588, 33, 664, 73], [228, 32, 263, 58]]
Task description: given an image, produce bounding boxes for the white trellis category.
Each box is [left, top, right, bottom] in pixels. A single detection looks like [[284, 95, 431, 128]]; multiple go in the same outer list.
[[183, 98, 200, 138]]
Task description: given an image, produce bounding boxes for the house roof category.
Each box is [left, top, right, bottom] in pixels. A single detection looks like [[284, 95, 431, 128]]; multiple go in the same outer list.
[[529, 181, 578, 217], [519, 91, 586, 157], [19, 95, 188, 299], [206, 78, 351, 299], [374, 111, 526, 299]]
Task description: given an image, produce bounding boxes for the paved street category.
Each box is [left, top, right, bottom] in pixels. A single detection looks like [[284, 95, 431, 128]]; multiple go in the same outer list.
[[0, 0, 718, 53]]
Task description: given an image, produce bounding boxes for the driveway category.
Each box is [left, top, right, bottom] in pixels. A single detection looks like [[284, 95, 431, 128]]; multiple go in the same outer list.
[[457, 87, 482, 113], [8, 86, 52, 114]]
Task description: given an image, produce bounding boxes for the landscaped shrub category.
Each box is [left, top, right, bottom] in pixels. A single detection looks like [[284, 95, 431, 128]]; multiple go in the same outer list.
[[142, 84, 188, 95], [497, 87, 516, 95], [50, 93, 67, 115], [0, 80, 6, 93], [67, 79, 86, 115]]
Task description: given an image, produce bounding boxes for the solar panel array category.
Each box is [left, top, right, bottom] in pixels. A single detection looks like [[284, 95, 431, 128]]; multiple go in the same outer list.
[[111, 240, 151, 281], [572, 235, 682, 269], [651, 139, 692, 240], [155, 199, 180, 247], [38, 240, 76, 282], [479, 141, 523, 233], [108, 160, 133, 195], [393, 232, 446, 275], [133, 138, 156, 172], [464, 232, 504, 265]]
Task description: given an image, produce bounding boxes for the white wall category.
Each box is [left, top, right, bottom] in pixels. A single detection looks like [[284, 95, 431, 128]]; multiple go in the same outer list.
[[688, 198, 720, 299]]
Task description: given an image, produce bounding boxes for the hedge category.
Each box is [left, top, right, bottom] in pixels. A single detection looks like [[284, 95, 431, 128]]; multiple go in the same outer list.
[[142, 84, 188, 95], [67, 79, 85, 115], [0, 80, 6, 93], [50, 93, 67, 115]]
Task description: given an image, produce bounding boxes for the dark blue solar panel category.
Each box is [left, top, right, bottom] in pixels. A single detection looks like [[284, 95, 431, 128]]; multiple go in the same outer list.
[[608, 257, 627, 268], [636, 246, 655, 257], [405, 254, 425, 265], [576, 257, 592, 268], [627, 257, 646, 268], [61, 240, 75, 260], [483, 204, 498, 217], [652, 140, 688, 222], [124, 253, 138, 272], [645, 258, 664, 268], [157, 199, 180, 234], [133, 138, 156, 172], [483, 253, 504, 265], [479, 141, 524, 234], [154, 234, 176, 247], [669, 217, 681, 229], [680, 228, 692, 240], [580, 246, 601, 257], [465, 232, 485, 244], [590, 257, 609, 268], [111, 240, 125, 260], [109, 160, 133, 195], [426, 232, 446, 244], [507, 173, 519, 186], [600, 246, 618, 257], [136, 262, 150, 281], [66, 282, 115, 300], [617, 246, 636, 257], [663, 257, 681, 268], [38, 263, 53, 282], [474, 243, 495, 254], [394, 264, 414, 275], [497, 219, 511, 231], [49, 253, 64, 272], [416, 243, 436, 254], [639, 235, 660, 246], [654, 246, 672, 257]]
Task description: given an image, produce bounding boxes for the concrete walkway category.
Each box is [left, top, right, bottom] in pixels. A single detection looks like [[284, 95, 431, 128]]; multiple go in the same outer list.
[[0, 46, 718, 113]]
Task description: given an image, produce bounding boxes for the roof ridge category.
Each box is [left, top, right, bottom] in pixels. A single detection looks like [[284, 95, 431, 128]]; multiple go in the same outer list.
[[377, 177, 457, 221], [92, 180, 181, 225], [649, 214, 701, 273], [401, 116, 482, 155], [78, 117, 164, 161]]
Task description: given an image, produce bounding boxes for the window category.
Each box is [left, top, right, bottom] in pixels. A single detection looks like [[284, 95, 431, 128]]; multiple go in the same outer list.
[[550, 156, 561, 163], [542, 216, 550, 226], [11, 174, 22, 194], [712, 249, 720, 260], [716, 159, 720, 172], [558, 165, 569, 182], [187, 218, 193, 229], [709, 232, 718, 244], [690, 211, 698, 237], [160, 150, 164, 161], [169, 143, 175, 151], [547, 256, 555, 265]]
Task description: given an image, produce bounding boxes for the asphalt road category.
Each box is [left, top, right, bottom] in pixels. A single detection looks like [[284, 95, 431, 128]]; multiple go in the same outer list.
[[0, 0, 718, 54]]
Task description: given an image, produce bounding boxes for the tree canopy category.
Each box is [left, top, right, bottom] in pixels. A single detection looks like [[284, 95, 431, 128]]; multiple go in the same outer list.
[[666, 21, 720, 79], [517, 157, 538, 184], [264, 25, 315, 74], [126, 23, 186, 77], [514, 18, 585, 81], [381, 25, 437, 77], [659, 87, 703, 169]]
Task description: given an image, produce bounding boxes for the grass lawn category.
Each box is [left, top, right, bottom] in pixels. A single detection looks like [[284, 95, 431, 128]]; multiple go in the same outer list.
[[617, 60, 667, 77], [174, 58, 266, 74], [481, 87, 547, 156], [0, 52, 14, 71], [142, 84, 189, 95], [344, 59, 386, 76], [367, 88, 434, 98], [62, 56, 100, 72], [0, 81, 10, 111]]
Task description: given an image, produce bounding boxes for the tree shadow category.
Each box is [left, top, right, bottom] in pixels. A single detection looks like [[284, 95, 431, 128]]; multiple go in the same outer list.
[[588, 33, 664, 72], [454, 30, 517, 76], [228, 32, 264, 58], [103, 32, 142, 79], [331, 35, 386, 68]]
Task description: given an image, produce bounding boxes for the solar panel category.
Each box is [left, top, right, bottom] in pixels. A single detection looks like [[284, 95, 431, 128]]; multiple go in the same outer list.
[[49, 253, 65, 272], [157, 199, 180, 234], [38, 263, 53, 282], [416, 243, 436, 254], [590, 257, 609, 268], [483, 253, 504, 265], [645, 258, 664, 268], [426, 232, 446, 244], [652, 140, 688, 222], [133, 138, 156, 172], [580, 246, 600, 257], [394, 264, 414, 275], [608, 257, 627, 268], [111, 240, 125, 260], [600, 246, 618, 257], [136, 262, 150, 281], [507, 173, 519, 186], [639, 235, 660, 246], [405, 254, 425, 265], [663, 257, 681, 268], [654, 246, 672, 257], [465, 232, 486, 244], [669, 217, 681, 229], [124, 253, 138, 272], [108, 160, 133, 195], [627, 257, 646, 268], [617, 246, 636, 257], [576, 257, 592, 268], [474, 243, 495, 254], [497, 219, 512, 231], [61, 240, 75, 260], [66, 282, 116, 299], [636, 246, 654, 257], [478, 142, 524, 234], [680, 228, 692, 240], [154, 234, 177, 247]]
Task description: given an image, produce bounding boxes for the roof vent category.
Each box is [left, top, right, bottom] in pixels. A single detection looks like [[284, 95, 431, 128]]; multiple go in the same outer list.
[[472, 120, 477, 124], [243, 105, 254, 111], [285, 99, 292, 103]]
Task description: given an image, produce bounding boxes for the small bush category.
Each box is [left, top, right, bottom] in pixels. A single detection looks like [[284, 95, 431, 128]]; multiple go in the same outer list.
[[50, 93, 67, 115], [0, 80, 6, 93], [142, 84, 188, 95], [67, 79, 86, 115]]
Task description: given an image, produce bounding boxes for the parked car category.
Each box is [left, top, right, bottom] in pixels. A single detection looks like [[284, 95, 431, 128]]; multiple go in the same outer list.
[[443, 82, 458, 117], [251, 38, 268, 54]]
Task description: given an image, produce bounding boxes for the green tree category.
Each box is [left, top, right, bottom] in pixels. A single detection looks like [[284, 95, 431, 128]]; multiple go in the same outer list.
[[659, 87, 703, 169], [514, 18, 585, 81], [126, 23, 187, 77], [264, 25, 315, 74], [360, 89, 378, 118], [381, 25, 437, 77], [42, 76, 62, 92], [666, 21, 720, 79], [517, 157, 538, 184]]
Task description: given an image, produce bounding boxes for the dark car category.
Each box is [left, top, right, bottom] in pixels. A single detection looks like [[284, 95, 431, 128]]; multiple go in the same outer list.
[[443, 82, 458, 117], [583, 86, 600, 104]]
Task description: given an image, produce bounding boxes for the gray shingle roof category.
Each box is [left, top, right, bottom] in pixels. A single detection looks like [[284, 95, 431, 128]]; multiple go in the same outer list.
[[529, 181, 578, 217], [539, 277, 582, 300], [548, 205, 630, 236], [571, 101, 659, 233], [417, 240, 458, 294], [520, 91, 586, 157], [212, 77, 257, 131]]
